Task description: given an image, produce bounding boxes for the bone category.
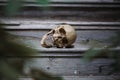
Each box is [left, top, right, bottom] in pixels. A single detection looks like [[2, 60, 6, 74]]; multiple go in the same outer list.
[[40, 24, 77, 48]]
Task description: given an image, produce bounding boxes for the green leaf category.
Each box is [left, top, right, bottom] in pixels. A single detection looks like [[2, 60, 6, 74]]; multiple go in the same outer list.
[[36, 0, 49, 6], [83, 48, 102, 61], [36, 0, 50, 10], [6, 0, 22, 16], [30, 69, 63, 80], [0, 61, 19, 80]]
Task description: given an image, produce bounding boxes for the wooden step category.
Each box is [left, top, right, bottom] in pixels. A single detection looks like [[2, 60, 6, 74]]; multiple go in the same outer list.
[[1, 19, 120, 30], [23, 57, 116, 75], [2, 17, 120, 79], [19, 75, 120, 80], [3, 19, 120, 52], [0, 0, 120, 21]]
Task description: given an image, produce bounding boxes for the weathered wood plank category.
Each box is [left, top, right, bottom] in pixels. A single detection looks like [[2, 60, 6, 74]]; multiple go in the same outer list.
[[0, 0, 115, 2], [19, 75, 120, 80], [7, 35, 120, 54], [1, 3, 118, 8], [4, 25, 120, 30], [1, 20, 120, 30], [8, 30, 117, 42], [0, 0, 118, 3], [1, 19, 120, 26], [0, 0, 120, 3], [24, 58, 114, 75], [63, 76, 120, 80]]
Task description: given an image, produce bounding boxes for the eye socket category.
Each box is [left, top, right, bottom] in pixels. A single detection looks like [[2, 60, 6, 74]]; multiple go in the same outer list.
[[52, 30, 55, 34], [59, 28, 66, 34], [58, 36, 62, 38]]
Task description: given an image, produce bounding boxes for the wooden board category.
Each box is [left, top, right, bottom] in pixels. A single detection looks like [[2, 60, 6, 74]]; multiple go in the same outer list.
[[24, 58, 114, 75], [2, 19, 120, 80], [19, 75, 120, 80]]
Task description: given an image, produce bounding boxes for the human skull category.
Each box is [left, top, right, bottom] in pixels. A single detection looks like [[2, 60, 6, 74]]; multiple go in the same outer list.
[[40, 24, 77, 48]]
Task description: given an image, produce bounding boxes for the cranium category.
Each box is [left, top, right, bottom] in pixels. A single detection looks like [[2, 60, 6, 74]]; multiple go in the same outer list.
[[40, 24, 77, 48]]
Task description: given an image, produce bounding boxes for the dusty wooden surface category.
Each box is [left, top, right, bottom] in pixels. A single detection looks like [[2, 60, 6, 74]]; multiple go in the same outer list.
[[1, 0, 120, 79], [2, 18, 120, 80], [1, 0, 120, 21]]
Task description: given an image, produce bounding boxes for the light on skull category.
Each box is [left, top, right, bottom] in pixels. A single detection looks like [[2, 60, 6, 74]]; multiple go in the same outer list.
[[40, 24, 77, 48]]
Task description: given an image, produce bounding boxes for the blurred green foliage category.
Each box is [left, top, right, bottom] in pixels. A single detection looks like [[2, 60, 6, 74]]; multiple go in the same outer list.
[[83, 48, 103, 61], [6, 0, 22, 16], [30, 69, 63, 80], [0, 0, 63, 80], [84, 31, 120, 74], [6, 0, 49, 16], [0, 23, 63, 80], [36, 0, 50, 6], [0, 24, 35, 80], [0, 60, 19, 80]]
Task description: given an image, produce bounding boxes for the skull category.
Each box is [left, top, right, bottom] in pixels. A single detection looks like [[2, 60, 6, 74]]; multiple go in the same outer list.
[[40, 24, 77, 48]]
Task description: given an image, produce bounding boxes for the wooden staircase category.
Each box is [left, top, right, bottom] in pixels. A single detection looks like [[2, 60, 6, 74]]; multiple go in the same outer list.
[[1, 0, 120, 80]]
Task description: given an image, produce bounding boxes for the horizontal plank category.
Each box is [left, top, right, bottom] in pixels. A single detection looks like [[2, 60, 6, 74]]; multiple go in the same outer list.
[[7, 34, 120, 53], [63, 75, 120, 80], [1, 0, 120, 4], [11, 4, 120, 8], [50, 0, 118, 3], [0, 0, 118, 3], [1, 19, 120, 30], [4, 25, 120, 30], [20, 75, 120, 80], [0, 1, 120, 8], [8, 30, 116, 39], [1, 8, 120, 21], [5, 28, 120, 58], [1, 1, 120, 20], [1, 11, 119, 21], [1, 4, 120, 8], [1, 19, 120, 26], [24, 58, 114, 75]]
